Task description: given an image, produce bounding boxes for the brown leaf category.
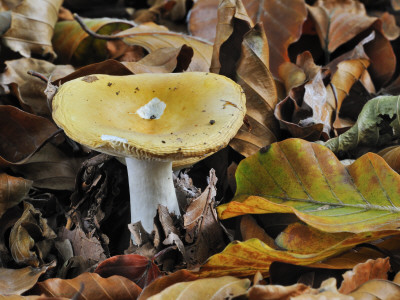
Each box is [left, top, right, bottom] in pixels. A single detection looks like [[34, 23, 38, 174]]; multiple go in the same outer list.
[[123, 45, 193, 74], [58, 226, 107, 264], [210, 0, 253, 78], [188, 0, 218, 43], [380, 12, 400, 40], [9, 202, 57, 267], [231, 24, 278, 156], [339, 258, 391, 294], [11, 143, 83, 191], [183, 169, 226, 267], [248, 283, 311, 300], [2, 0, 63, 59], [0, 262, 55, 295], [138, 270, 198, 300], [378, 145, 400, 173], [307, 0, 376, 54], [95, 254, 161, 288], [119, 23, 212, 72], [0, 58, 74, 118], [33, 273, 142, 300], [0, 173, 32, 218], [240, 215, 275, 248], [245, 0, 307, 78], [0, 106, 61, 167]]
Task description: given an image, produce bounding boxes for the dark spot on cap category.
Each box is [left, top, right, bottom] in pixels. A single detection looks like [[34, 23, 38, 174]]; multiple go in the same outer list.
[[107, 82, 112, 87], [82, 75, 99, 83], [135, 87, 139, 91], [162, 140, 166, 143], [116, 91, 120, 95], [209, 120, 215, 125], [150, 115, 156, 119], [260, 145, 271, 154]]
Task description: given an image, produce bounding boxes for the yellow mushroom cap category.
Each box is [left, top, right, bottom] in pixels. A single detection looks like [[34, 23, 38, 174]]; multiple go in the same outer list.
[[52, 72, 246, 161]]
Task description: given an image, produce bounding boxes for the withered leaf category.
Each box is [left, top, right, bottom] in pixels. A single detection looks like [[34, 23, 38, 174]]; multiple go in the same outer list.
[[2, 0, 63, 59], [58, 226, 107, 264], [10, 202, 57, 267], [0, 261, 55, 295], [33, 273, 142, 300], [0, 106, 61, 167], [0, 173, 32, 218]]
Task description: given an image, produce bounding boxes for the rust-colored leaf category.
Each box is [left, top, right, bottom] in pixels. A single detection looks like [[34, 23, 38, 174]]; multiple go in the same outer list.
[[2, 0, 63, 59], [378, 145, 400, 174], [0, 262, 55, 295], [95, 254, 161, 289], [138, 270, 198, 300], [0, 173, 32, 218], [188, 0, 218, 43], [240, 215, 275, 248], [339, 258, 390, 294], [0, 106, 61, 167], [10, 202, 57, 267], [33, 273, 142, 300]]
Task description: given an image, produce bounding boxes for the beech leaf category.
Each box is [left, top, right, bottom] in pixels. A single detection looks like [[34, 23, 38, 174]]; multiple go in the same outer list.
[[218, 138, 400, 233], [0, 173, 32, 218], [322, 95, 400, 153]]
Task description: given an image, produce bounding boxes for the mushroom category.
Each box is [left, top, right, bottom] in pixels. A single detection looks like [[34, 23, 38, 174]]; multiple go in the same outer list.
[[51, 72, 246, 236]]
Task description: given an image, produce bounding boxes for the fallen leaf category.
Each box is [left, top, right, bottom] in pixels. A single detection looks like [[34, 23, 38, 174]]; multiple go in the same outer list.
[[119, 22, 212, 72], [307, 0, 376, 56], [379, 12, 400, 41], [231, 24, 279, 157], [348, 279, 400, 299], [240, 215, 276, 248], [378, 145, 400, 173], [10, 202, 57, 267], [188, 0, 218, 42], [183, 169, 226, 267], [339, 257, 390, 294], [218, 138, 400, 233], [11, 143, 83, 191], [58, 226, 107, 264], [322, 95, 400, 153], [33, 272, 142, 300], [52, 17, 133, 65], [2, 0, 63, 59], [138, 270, 198, 300], [0, 262, 55, 295], [0, 173, 32, 218], [94, 254, 161, 288], [146, 276, 250, 299], [0, 58, 74, 118], [0, 106, 61, 167], [248, 283, 311, 300]]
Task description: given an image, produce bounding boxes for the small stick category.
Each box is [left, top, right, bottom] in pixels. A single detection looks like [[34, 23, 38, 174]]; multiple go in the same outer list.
[[27, 70, 49, 83], [73, 13, 122, 40]]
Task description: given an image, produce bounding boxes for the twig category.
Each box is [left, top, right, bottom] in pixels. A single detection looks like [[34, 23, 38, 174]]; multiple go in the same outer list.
[[73, 13, 122, 40], [27, 70, 49, 83]]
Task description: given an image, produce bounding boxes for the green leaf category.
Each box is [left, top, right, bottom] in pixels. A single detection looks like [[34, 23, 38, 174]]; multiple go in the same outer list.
[[218, 138, 400, 233], [321, 95, 400, 153]]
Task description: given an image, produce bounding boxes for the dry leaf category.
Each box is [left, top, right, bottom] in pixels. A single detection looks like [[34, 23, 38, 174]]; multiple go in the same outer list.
[[33, 273, 142, 300], [9, 202, 57, 267], [240, 215, 275, 248], [0, 173, 32, 218], [2, 0, 63, 59], [248, 283, 311, 300], [0, 262, 55, 295], [378, 145, 400, 173]]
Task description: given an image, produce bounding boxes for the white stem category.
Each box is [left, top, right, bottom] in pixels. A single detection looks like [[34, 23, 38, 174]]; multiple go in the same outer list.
[[125, 157, 180, 234]]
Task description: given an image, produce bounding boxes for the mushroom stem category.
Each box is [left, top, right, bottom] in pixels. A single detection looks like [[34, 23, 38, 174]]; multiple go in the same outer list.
[[125, 157, 180, 234]]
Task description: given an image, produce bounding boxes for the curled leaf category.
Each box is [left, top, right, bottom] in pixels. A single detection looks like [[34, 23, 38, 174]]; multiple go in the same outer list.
[[0, 173, 32, 218]]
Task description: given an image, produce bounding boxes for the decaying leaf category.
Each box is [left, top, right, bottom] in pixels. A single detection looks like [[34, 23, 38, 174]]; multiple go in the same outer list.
[[0, 106, 61, 167], [33, 272, 142, 300], [218, 138, 400, 233], [95, 254, 161, 289], [146, 276, 250, 300], [240, 215, 275, 248], [0, 262, 55, 295], [322, 95, 400, 153], [378, 145, 400, 173], [9, 202, 57, 267], [52, 17, 133, 65], [248, 283, 311, 300], [1, 0, 63, 59], [0, 173, 32, 218]]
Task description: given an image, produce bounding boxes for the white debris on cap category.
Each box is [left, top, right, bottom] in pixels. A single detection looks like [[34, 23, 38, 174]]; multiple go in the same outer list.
[[101, 135, 128, 143], [136, 97, 166, 120]]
